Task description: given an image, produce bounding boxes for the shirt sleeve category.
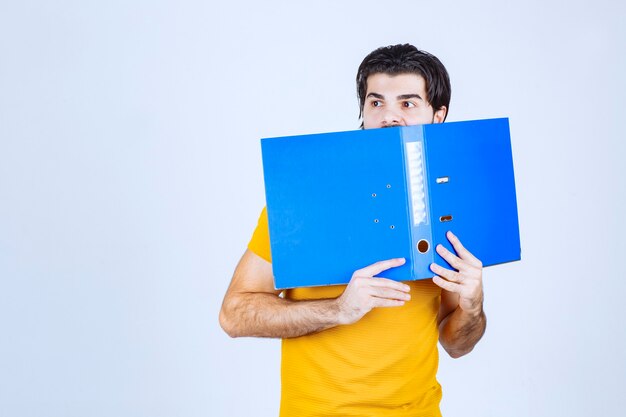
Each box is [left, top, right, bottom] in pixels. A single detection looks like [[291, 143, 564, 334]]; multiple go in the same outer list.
[[247, 206, 272, 263]]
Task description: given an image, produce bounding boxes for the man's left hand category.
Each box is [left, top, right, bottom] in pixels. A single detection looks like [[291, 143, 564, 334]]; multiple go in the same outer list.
[[430, 231, 483, 314]]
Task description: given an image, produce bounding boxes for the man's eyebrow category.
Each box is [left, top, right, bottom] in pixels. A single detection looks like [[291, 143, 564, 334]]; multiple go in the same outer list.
[[366, 92, 385, 99], [397, 94, 424, 101]]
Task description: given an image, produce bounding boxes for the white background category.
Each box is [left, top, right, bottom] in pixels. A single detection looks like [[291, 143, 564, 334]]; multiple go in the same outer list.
[[1, 1, 625, 416]]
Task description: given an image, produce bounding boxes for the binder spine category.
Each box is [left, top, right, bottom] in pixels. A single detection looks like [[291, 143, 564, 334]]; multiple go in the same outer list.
[[402, 128, 434, 279]]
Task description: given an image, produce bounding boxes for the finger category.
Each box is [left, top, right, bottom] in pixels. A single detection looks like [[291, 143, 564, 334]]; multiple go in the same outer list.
[[354, 258, 406, 277], [371, 298, 406, 308], [435, 244, 462, 270], [370, 287, 411, 301], [432, 275, 461, 293], [350, 276, 410, 293], [430, 262, 462, 283], [365, 277, 411, 292], [446, 231, 481, 267]]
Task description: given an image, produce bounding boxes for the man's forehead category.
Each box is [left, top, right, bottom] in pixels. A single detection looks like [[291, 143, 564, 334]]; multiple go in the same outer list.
[[365, 72, 427, 94]]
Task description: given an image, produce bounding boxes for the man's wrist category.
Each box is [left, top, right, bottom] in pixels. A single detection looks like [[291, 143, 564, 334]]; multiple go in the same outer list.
[[459, 303, 484, 319], [332, 297, 349, 325]]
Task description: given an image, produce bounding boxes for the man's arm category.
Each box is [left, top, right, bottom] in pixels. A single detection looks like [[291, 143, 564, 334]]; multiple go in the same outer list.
[[431, 231, 486, 359], [219, 250, 411, 339]]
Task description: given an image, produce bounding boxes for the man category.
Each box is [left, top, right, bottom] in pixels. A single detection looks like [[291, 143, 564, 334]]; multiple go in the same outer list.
[[219, 44, 486, 417]]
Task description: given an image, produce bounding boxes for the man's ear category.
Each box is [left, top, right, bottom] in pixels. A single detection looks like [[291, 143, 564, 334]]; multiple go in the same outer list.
[[433, 106, 447, 123]]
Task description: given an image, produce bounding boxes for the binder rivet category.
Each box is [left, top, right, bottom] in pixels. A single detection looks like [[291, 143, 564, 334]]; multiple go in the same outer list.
[[390, 225, 395, 229], [386, 184, 391, 188], [417, 239, 430, 253], [372, 193, 377, 197], [374, 219, 379, 223]]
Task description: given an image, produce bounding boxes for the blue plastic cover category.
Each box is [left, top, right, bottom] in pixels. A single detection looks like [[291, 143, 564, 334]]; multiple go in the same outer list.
[[262, 128, 414, 288]]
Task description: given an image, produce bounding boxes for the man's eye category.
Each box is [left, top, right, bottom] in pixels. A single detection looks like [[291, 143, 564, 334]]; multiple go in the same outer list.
[[403, 101, 416, 108], [371, 100, 382, 107]]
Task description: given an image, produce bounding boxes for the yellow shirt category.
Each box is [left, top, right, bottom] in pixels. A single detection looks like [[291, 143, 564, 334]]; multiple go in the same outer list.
[[249, 207, 443, 417]]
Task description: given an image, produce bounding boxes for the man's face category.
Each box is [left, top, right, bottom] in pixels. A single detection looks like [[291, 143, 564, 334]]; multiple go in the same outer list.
[[362, 73, 447, 129]]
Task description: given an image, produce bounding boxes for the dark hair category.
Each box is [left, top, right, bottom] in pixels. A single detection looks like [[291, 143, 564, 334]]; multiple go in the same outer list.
[[356, 44, 451, 122]]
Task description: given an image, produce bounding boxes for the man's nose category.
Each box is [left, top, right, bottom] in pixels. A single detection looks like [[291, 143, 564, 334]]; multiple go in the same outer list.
[[381, 108, 402, 127]]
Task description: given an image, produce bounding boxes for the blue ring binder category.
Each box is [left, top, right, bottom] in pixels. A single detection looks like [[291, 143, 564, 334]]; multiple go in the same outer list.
[[261, 118, 521, 289]]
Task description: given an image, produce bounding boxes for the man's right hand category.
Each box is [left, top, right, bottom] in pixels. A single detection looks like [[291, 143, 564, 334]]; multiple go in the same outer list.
[[220, 251, 411, 338], [336, 258, 411, 325]]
